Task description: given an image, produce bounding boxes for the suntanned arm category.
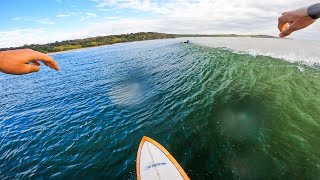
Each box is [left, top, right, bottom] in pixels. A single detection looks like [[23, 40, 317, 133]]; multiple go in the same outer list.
[[0, 49, 59, 75], [278, 3, 320, 38]]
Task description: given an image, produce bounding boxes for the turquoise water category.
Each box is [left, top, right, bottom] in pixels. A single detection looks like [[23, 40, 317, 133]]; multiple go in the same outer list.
[[0, 39, 319, 179]]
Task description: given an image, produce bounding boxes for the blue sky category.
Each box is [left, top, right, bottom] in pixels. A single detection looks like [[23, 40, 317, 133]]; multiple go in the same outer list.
[[1, 0, 320, 48], [1, 0, 150, 34]]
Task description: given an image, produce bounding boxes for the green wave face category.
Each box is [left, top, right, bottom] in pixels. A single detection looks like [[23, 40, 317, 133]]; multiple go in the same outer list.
[[1, 40, 319, 179], [178, 44, 320, 179]]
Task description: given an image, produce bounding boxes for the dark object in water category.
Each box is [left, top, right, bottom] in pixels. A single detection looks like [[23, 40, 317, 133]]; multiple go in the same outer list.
[[184, 40, 190, 43]]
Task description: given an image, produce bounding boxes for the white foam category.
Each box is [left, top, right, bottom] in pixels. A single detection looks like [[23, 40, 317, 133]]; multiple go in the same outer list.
[[189, 37, 320, 66]]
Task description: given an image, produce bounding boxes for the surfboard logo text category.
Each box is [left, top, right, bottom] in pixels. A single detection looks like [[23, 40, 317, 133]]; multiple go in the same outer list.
[[145, 162, 167, 170]]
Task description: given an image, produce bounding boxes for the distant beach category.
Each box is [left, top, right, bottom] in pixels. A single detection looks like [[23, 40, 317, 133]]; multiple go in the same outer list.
[[0, 32, 278, 54]]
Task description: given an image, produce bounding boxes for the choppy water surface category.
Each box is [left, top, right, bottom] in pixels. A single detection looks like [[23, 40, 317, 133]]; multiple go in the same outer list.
[[1, 38, 320, 179]]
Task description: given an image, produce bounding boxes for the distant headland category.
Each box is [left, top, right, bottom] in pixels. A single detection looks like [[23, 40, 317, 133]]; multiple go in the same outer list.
[[0, 32, 277, 54]]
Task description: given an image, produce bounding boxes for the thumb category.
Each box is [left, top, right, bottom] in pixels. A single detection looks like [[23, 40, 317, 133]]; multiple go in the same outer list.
[[280, 25, 296, 37], [26, 64, 40, 73]]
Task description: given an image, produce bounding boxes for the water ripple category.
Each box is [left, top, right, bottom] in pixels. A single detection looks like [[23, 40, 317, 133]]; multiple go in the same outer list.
[[1, 39, 320, 179]]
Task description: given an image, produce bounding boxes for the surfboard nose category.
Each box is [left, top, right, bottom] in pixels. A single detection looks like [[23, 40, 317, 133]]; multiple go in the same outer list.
[[136, 136, 190, 180]]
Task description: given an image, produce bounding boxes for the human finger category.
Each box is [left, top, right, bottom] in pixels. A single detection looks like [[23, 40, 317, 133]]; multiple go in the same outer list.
[[278, 15, 289, 32], [31, 60, 40, 66], [29, 51, 59, 71], [27, 64, 40, 73], [45, 60, 59, 71], [14, 64, 41, 74], [279, 24, 296, 37], [42, 61, 59, 70]]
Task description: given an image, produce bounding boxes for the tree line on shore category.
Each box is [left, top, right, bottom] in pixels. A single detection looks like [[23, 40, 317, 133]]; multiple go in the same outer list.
[[0, 32, 175, 53], [0, 32, 277, 53]]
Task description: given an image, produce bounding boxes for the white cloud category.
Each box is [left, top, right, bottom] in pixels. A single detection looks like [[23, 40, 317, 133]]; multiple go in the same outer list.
[[90, 0, 320, 38], [56, 9, 79, 18], [0, 29, 46, 48], [0, 28, 84, 48], [97, 8, 113, 11], [11, 17, 55, 25], [80, 13, 97, 21], [11, 17, 22, 21], [2, 0, 320, 47], [57, 13, 72, 18], [34, 18, 55, 25]]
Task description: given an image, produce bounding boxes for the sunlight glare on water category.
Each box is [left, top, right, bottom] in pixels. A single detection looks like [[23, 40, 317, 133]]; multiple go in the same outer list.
[[109, 82, 143, 107]]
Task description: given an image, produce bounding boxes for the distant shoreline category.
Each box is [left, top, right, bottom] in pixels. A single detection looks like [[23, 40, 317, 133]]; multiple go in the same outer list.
[[0, 32, 278, 54], [47, 45, 103, 55], [175, 34, 278, 39], [0, 32, 175, 54], [48, 36, 280, 55], [47, 38, 172, 55]]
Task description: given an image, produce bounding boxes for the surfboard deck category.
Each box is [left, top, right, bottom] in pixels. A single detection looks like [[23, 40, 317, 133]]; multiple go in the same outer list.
[[136, 136, 190, 180]]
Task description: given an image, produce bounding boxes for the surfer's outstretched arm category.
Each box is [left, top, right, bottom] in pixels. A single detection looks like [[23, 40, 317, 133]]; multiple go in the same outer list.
[[0, 49, 59, 75], [278, 3, 320, 38]]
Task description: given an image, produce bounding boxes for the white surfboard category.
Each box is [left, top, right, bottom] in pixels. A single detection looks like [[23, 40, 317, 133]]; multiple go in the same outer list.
[[136, 136, 190, 180]]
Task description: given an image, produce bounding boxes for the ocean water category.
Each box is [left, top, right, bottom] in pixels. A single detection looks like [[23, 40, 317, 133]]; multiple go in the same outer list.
[[0, 38, 319, 179]]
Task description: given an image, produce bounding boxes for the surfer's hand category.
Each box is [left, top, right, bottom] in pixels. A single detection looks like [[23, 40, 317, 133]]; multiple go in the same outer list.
[[0, 49, 59, 75], [278, 7, 316, 38]]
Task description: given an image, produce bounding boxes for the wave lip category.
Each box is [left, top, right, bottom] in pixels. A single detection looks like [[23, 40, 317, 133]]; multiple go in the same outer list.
[[190, 37, 320, 66]]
